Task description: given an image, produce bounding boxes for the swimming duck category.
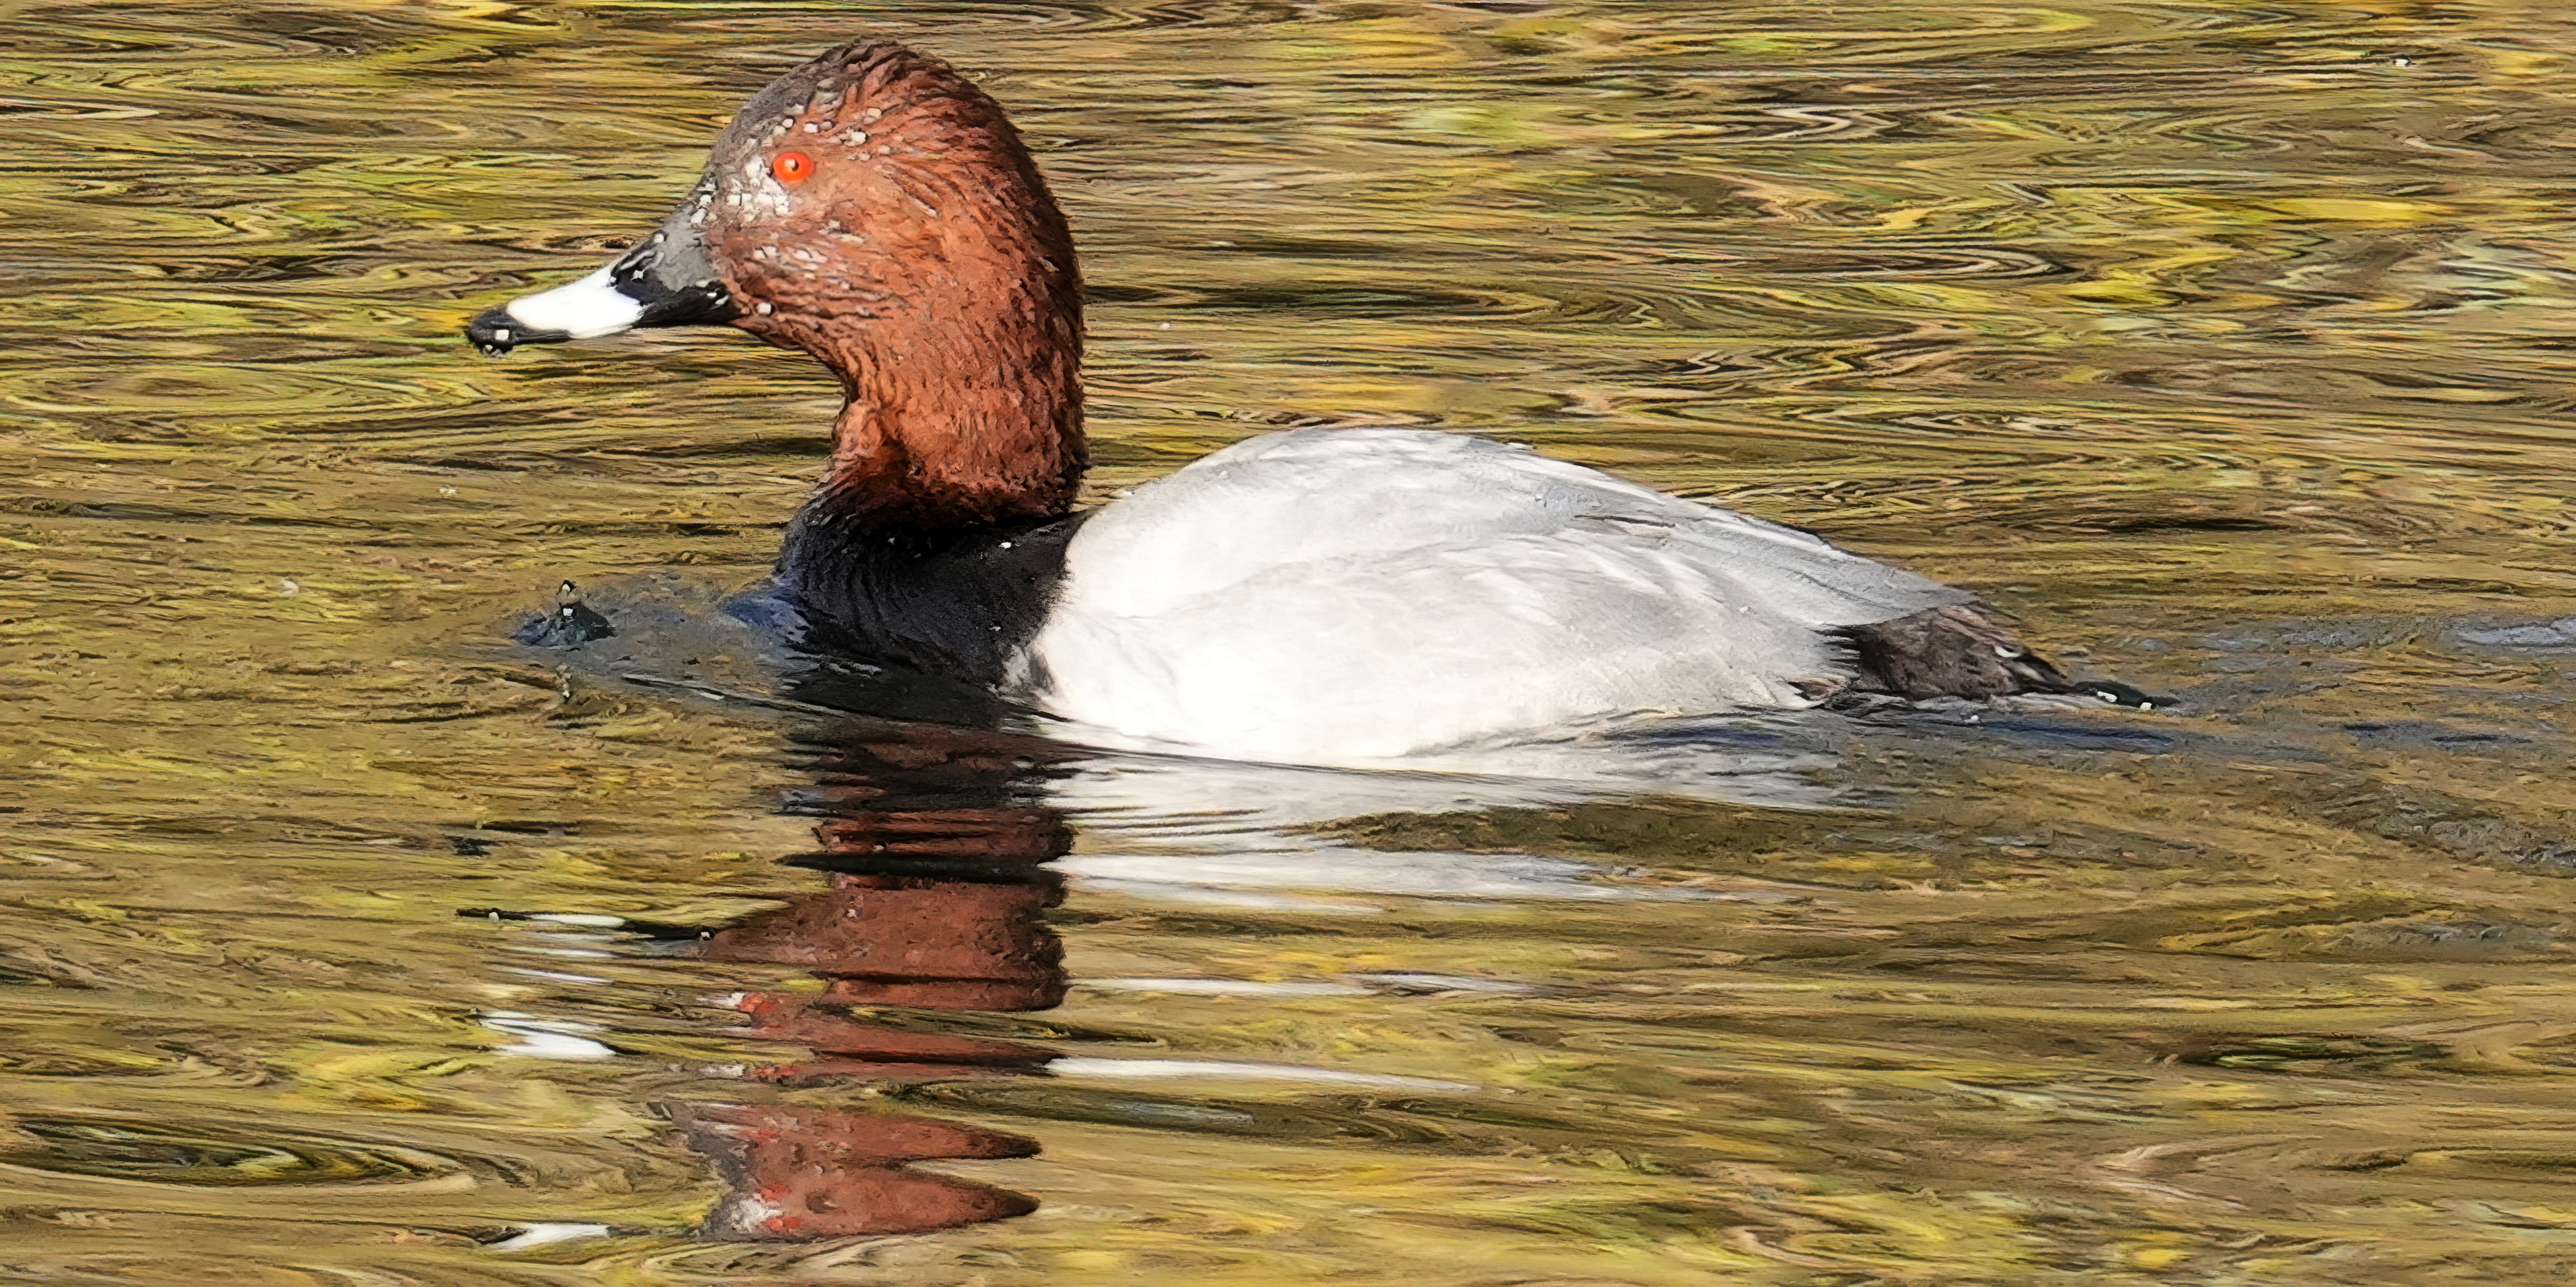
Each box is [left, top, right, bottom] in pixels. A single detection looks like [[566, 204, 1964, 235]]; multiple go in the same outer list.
[[466, 39, 2102, 763]]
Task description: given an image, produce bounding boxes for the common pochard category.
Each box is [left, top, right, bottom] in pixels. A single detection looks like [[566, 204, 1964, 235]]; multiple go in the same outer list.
[[467, 39, 2123, 764]]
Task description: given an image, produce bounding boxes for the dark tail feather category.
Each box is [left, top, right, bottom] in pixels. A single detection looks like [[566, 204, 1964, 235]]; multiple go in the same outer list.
[[1837, 604, 2073, 701]]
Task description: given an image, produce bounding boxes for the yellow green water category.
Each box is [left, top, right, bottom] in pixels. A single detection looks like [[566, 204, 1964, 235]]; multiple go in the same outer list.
[[11, 0, 2576, 1281]]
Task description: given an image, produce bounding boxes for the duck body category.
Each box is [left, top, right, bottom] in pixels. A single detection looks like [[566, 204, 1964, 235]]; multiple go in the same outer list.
[[465, 39, 2090, 765], [1016, 429, 1971, 760]]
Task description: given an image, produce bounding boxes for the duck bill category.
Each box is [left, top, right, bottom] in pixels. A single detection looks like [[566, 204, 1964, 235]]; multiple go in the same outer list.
[[465, 189, 740, 356]]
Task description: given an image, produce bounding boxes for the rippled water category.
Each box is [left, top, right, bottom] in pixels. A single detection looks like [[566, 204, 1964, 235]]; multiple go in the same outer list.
[[9, 1, 2576, 1282]]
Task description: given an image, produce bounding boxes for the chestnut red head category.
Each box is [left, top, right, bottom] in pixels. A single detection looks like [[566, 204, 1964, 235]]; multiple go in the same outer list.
[[465, 40, 1089, 528], [467, 40, 1081, 365]]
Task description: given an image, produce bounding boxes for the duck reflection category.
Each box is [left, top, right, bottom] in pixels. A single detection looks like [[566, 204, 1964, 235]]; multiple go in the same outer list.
[[651, 703, 1889, 1241], [678, 721, 1074, 1240], [496, 585, 1895, 1240]]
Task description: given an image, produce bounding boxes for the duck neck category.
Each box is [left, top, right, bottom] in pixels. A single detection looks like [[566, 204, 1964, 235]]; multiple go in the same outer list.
[[769, 313, 1090, 684], [798, 311, 1086, 540]]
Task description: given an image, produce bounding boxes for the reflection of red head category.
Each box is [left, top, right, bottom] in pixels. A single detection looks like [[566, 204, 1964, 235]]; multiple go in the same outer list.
[[677, 724, 1076, 1240], [702, 871, 1067, 1011], [727, 989, 1054, 1084], [689, 865, 1064, 1239], [809, 806, 1072, 864], [678, 1102, 1038, 1239]]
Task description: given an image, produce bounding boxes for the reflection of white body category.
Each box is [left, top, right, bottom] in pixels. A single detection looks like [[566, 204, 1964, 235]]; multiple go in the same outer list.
[[1018, 429, 1969, 764], [1044, 716, 1843, 825], [1041, 707, 1844, 909]]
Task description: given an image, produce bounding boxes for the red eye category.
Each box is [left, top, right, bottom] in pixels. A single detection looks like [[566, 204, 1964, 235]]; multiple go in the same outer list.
[[772, 151, 814, 185]]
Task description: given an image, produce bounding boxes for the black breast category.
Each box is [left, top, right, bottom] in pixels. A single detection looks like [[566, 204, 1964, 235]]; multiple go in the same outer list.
[[775, 506, 1090, 687]]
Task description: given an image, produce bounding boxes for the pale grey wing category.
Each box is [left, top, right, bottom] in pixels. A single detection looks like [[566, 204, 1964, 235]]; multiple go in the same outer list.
[[1612, 505, 1973, 629], [1067, 427, 1967, 630], [1063, 429, 1596, 618], [1026, 426, 1993, 761]]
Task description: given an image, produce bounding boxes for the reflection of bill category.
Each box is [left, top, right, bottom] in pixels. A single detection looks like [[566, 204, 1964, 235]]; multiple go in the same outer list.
[[678, 725, 1073, 1240]]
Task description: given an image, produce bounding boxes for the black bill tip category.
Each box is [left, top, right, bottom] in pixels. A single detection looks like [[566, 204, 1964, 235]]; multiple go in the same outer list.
[[464, 306, 567, 358]]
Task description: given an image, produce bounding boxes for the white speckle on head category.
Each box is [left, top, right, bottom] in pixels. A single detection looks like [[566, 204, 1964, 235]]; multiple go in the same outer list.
[[862, 107, 883, 122], [504, 265, 645, 339], [718, 1191, 786, 1235], [755, 301, 773, 315], [802, 121, 819, 133]]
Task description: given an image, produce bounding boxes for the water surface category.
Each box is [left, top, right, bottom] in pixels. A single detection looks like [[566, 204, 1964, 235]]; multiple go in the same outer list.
[[8, 1, 2576, 1282]]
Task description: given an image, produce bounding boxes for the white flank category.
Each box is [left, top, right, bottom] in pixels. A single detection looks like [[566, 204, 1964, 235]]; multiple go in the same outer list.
[[1016, 428, 1973, 764], [505, 265, 645, 339]]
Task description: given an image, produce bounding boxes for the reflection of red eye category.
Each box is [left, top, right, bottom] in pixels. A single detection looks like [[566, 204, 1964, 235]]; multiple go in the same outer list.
[[772, 151, 814, 185]]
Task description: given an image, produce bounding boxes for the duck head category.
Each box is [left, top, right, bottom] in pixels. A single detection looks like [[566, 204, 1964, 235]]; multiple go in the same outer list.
[[467, 40, 1086, 528]]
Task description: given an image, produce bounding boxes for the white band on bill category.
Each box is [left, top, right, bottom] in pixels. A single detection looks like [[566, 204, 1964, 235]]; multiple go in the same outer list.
[[504, 265, 646, 339]]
